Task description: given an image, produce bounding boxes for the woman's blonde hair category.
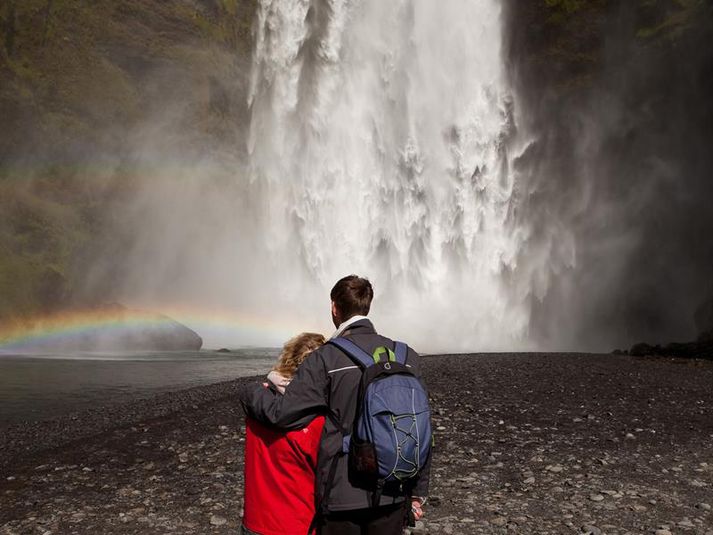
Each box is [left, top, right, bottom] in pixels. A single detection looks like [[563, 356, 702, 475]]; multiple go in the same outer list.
[[272, 332, 326, 378]]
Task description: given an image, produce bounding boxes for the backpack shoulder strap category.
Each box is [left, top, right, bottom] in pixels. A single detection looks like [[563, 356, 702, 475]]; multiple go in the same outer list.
[[394, 341, 408, 365], [328, 337, 374, 368]]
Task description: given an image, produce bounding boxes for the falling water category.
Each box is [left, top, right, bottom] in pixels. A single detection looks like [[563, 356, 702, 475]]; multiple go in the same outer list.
[[246, 0, 538, 351]]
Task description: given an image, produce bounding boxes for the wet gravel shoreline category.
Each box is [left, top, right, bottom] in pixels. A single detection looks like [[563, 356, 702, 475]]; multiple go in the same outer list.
[[0, 378, 253, 473], [2, 353, 712, 534]]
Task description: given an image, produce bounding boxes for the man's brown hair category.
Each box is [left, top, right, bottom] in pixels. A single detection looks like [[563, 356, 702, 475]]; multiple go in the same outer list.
[[330, 275, 374, 319]]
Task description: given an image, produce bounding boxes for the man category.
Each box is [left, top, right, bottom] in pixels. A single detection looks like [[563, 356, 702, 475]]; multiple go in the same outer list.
[[239, 275, 430, 534]]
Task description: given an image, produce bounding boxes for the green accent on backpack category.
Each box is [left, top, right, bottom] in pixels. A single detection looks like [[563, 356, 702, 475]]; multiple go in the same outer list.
[[372, 346, 396, 363]]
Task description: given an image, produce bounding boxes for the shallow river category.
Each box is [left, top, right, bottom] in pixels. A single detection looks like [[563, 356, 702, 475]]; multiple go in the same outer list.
[[0, 349, 278, 425]]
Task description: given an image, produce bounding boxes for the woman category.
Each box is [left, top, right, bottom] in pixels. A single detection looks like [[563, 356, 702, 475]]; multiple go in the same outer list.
[[241, 332, 326, 535]]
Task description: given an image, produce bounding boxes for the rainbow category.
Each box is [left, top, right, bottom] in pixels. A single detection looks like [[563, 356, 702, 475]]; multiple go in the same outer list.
[[0, 306, 324, 352]]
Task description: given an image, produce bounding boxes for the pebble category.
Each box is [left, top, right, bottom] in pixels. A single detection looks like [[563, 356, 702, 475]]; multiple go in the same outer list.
[[696, 502, 711, 511], [654, 530, 672, 535], [209, 514, 227, 526], [589, 493, 605, 502], [581, 525, 602, 535]]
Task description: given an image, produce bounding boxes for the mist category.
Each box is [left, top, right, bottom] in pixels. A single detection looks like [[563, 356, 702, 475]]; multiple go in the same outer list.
[[87, 0, 536, 352], [36, 0, 713, 353]]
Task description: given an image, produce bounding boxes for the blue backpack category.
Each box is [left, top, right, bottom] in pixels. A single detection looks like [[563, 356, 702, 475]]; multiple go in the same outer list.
[[329, 337, 432, 502]]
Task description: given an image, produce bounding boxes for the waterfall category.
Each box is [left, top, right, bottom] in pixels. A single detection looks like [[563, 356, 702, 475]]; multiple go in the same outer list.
[[246, 0, 536, 351]]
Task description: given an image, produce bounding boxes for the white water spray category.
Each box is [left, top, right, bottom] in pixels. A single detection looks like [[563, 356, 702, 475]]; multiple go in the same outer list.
[[245, 0, 541, 352]]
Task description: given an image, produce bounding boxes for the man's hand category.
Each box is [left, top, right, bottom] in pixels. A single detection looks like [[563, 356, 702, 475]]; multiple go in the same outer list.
[[411, 498, 424, 521]]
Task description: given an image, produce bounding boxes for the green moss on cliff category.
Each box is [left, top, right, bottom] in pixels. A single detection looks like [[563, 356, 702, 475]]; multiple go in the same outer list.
[[0, 0, 256, 323], [635, 0, 707, 41], [0, 175, 91, 319], [509, 0, 709, 97]]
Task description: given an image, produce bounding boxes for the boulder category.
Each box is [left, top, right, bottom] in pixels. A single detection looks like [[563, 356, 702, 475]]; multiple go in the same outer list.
[[3, 304, 203, 352], [77, 312, 204, 351], [629, 343, 659, 357], [629, 339, 713, 360]]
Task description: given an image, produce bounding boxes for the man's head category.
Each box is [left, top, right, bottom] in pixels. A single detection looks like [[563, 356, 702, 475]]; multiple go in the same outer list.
[[330, 275, 374, 327]]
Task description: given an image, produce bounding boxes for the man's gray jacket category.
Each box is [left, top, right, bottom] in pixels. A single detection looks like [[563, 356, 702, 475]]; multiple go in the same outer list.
[[238, 318, 431, 512]]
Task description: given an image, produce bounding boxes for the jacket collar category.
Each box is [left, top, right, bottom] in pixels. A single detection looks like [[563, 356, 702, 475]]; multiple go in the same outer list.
[[330, 315, 376, 339]]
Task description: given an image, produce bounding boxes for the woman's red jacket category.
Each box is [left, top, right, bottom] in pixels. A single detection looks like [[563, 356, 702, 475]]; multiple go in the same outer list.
[[242, 415, 326, 535]]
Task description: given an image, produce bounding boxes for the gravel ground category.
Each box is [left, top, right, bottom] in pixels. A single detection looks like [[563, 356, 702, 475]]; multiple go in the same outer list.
[[1, 353, 712, 534]]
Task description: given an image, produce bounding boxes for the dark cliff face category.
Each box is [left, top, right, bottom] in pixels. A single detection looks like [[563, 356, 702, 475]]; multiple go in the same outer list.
[[503, 0, 713, 350]]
